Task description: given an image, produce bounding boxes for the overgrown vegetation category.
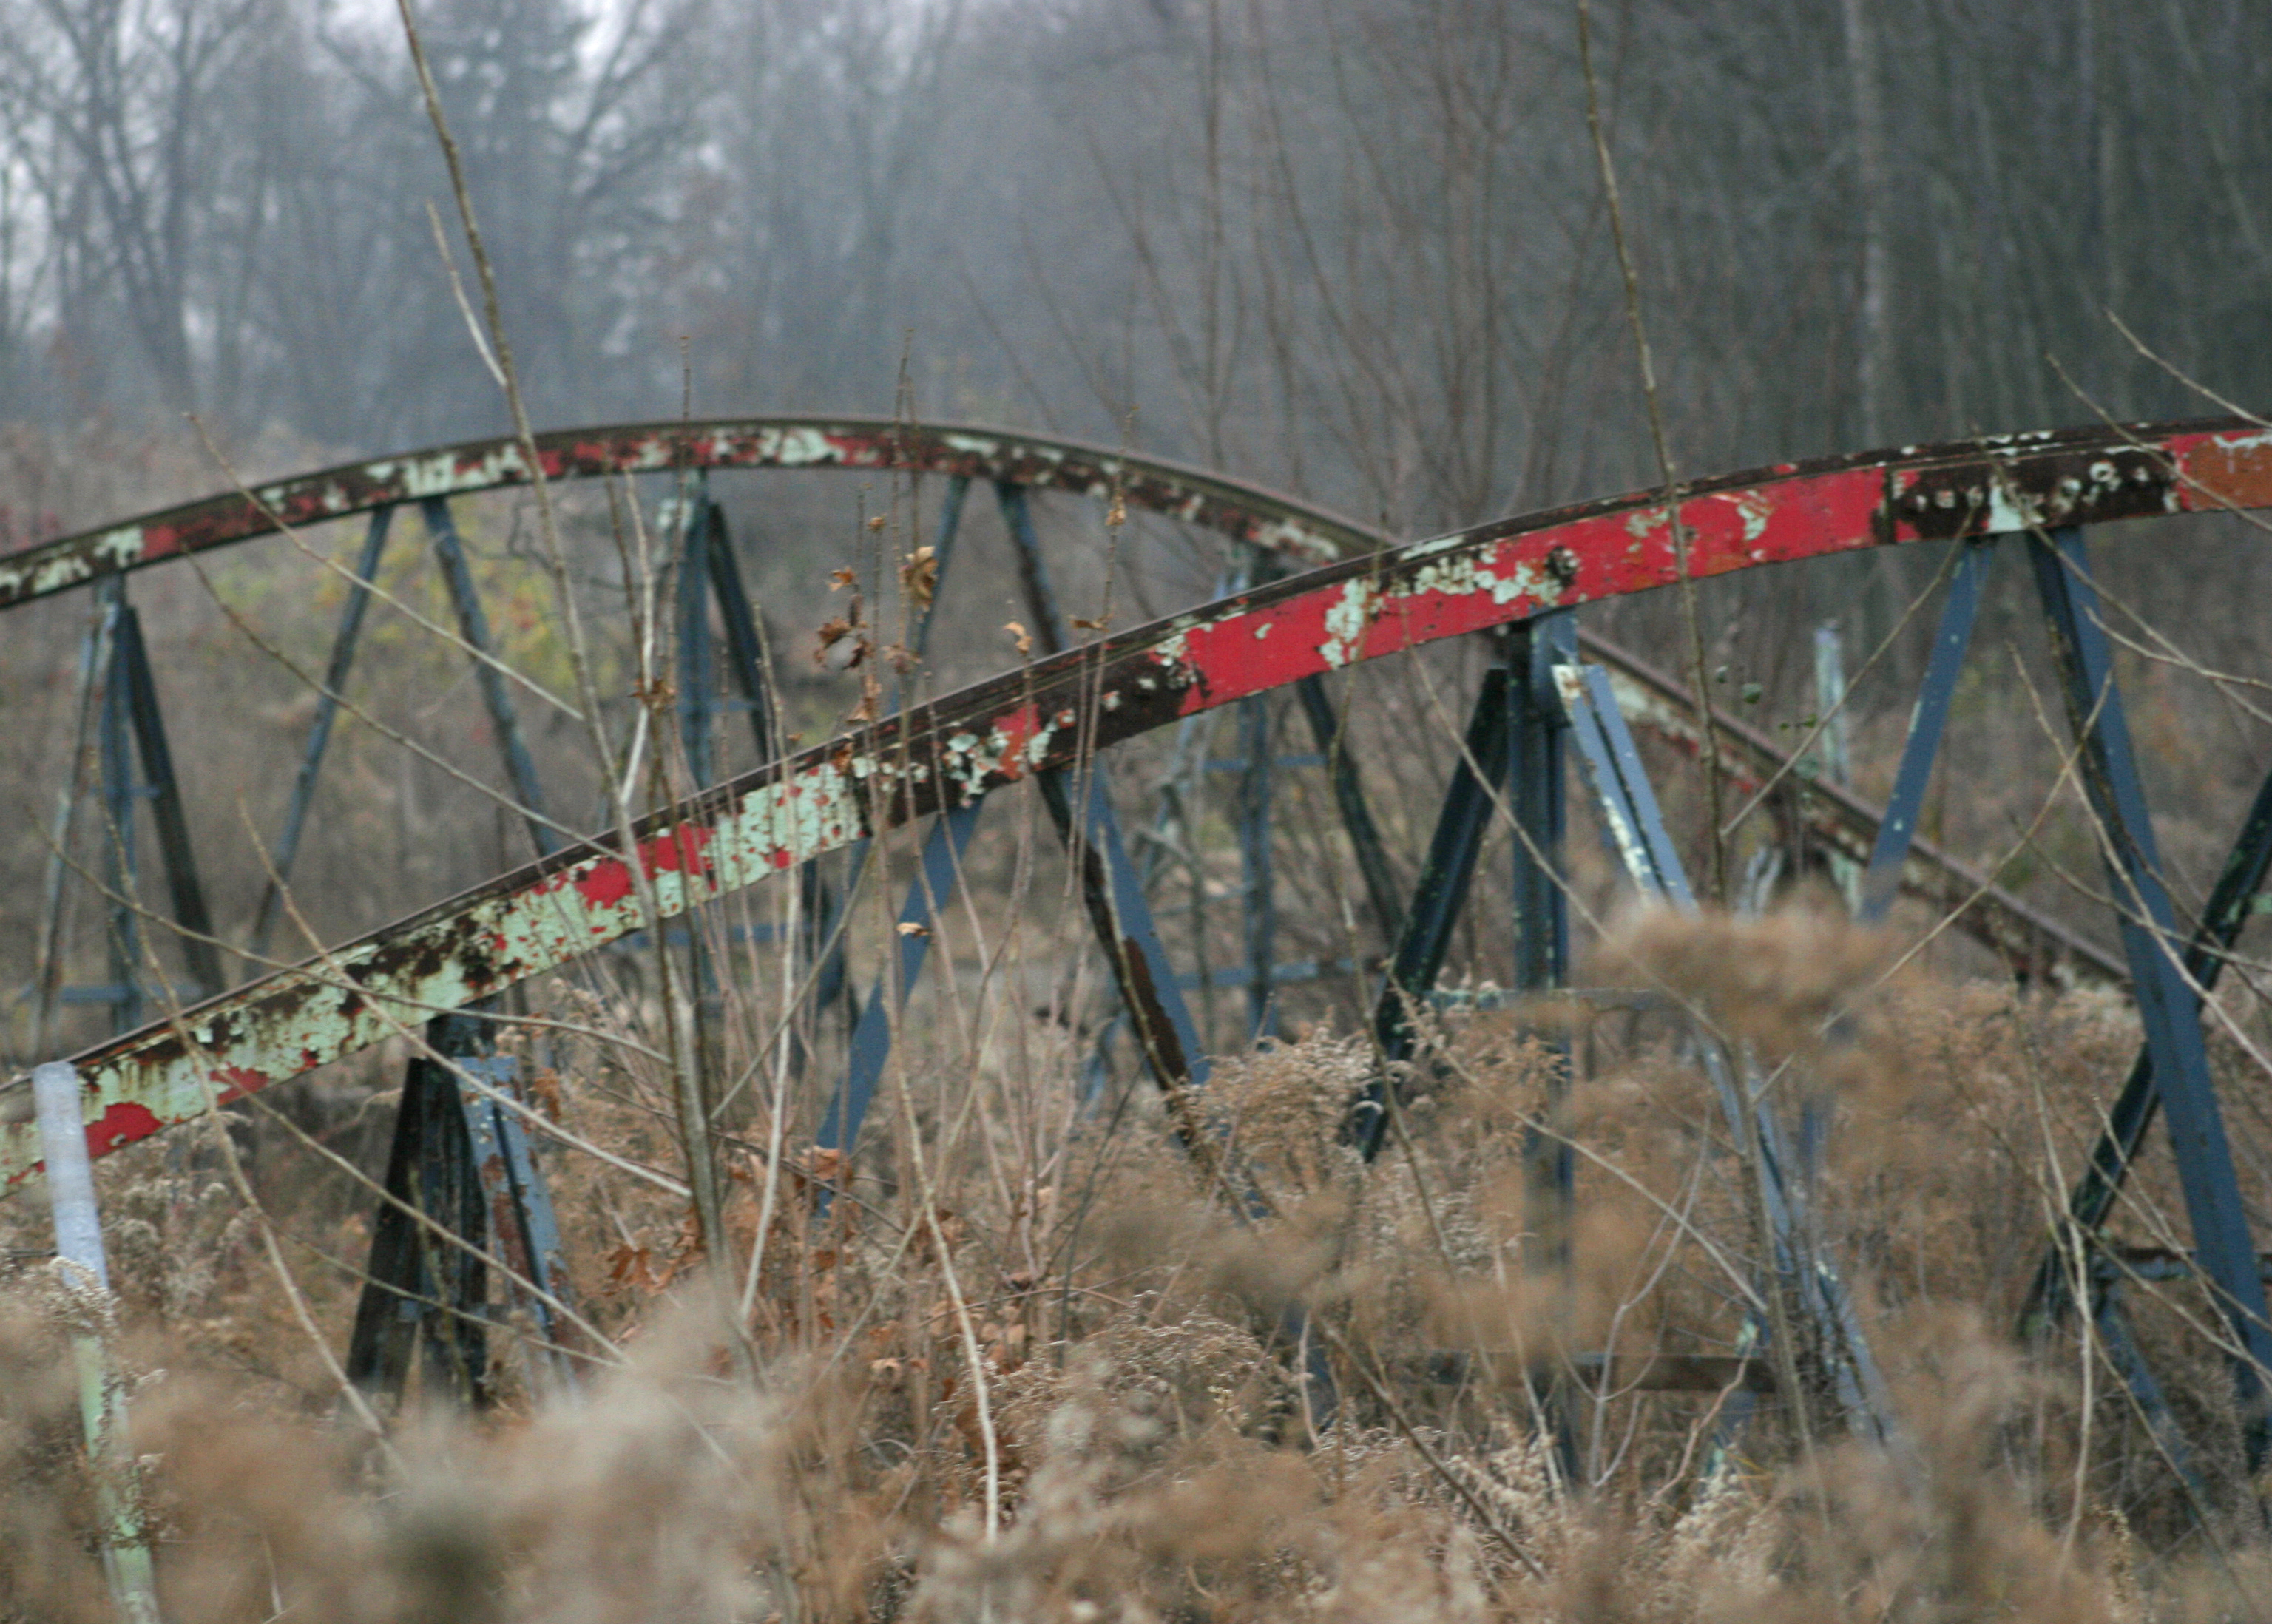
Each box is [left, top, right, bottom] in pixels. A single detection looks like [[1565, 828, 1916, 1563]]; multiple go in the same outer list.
[[9, 0, 2272, 1618]]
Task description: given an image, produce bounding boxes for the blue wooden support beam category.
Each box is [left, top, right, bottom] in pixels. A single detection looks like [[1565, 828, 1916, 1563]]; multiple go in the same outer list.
[[458, 1051, 581, 1399], [346, 1011, 496, 1407], [346, 1008, 583, 1407], [1512, 615, 1578, 1288]]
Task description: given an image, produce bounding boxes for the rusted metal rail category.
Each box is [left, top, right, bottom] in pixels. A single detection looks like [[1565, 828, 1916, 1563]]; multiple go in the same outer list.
[[7, 411, 2272, 1464], [5, 412, 2265, 1182]]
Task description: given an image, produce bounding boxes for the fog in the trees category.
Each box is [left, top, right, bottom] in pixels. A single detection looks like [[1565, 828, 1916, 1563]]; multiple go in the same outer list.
[[1, 0, 2265, 533]]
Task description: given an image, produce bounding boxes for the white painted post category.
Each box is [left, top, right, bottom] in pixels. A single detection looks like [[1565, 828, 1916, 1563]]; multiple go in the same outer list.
[[33, 1062, 160, 1623]]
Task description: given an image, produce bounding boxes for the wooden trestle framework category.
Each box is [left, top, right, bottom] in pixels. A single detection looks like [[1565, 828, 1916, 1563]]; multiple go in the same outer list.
[[6, 414, 2272, 1475]]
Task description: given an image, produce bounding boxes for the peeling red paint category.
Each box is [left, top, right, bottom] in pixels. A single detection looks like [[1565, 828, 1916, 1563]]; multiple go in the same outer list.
[[643, 822, 714, 877], [84, 1100, 163, 1158], [214, 1066, 268, 1106], [573, 859, 635, 910], [10, 414, 2272, 1187]]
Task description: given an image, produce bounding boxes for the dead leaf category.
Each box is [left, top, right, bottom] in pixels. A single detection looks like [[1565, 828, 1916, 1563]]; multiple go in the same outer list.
[[899, 544, 938, 606], [829, 566, 859, 591], [814, 616, 868, 671], [605, 1240, 661, 1296], [896, 921, 930, 938], [1071, 615, 1105, 632], [1004, 620, 1032, 656]]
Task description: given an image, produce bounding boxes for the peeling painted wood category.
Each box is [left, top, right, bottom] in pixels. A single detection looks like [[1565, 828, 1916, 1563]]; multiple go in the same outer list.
[[7, 415, 2268, 1186]]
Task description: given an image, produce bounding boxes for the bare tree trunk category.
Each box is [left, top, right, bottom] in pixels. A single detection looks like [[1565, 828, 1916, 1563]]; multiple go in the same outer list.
[[1842, 0, 1888, 450]]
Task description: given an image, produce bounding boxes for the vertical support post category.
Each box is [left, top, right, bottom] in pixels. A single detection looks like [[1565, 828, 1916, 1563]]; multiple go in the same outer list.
[[2029, 527, 2272, 1466], [457, 1051, 581, 1399], [1857, 539, 1995, 924], [33, 595, 117, 1056], [96, 587, 142, 1033], [1512, 613, 1578, 1481], [422, 498, 555, 859], [346, 1011, 494, 1409], [1349, 661, 1514, 1161], [114, 600, 224, 1000], [33, 1062, 160, 1621], [251, 506, 396, 961], [677, 487, 718, 789], [1512, 614, 1575, 1214]]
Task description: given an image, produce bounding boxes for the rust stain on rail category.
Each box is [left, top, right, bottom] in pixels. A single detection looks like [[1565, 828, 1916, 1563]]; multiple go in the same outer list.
[[7, 416, 2271, 1185]]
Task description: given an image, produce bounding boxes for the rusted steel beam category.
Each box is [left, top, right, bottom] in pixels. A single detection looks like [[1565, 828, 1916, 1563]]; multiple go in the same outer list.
[[8, 415, 2272, 616], [0, 412, 2234, 996], [0, 419, 1370, 609], [8, 418, 2263, 1185]]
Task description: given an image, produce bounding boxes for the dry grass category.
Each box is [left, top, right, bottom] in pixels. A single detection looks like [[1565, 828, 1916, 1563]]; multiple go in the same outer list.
[[4, 904, 2271, 1620], [7, 427, 2272, 1620]]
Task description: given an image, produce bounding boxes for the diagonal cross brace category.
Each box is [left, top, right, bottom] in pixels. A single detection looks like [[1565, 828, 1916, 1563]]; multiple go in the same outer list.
[[347, 1011, 581, 1407], [251, 507, 398, 961], [818, 798, 987, 1166], [1556, 661, 1893, 1443], [995, 481, 1213, 1123], [2027, 529, 2272, 1464], [2019, 751, 2272, 1336], [1348, 663, 1513, 1161], [90, 587, 224, 1029], [422, 498, 555, 859], [1858, 538, 1995, 924]]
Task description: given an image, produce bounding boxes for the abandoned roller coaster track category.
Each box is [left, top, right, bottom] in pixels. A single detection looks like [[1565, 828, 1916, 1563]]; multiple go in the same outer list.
[[7, 412, 2272, 1459]]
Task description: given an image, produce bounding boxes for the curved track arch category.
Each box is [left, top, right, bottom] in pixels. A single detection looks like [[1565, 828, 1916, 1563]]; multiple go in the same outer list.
[[0, 416, 1365, 609], [5, 411, 2270, 1186]]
